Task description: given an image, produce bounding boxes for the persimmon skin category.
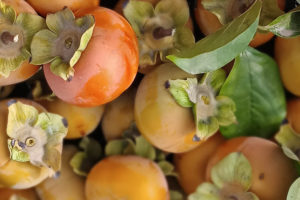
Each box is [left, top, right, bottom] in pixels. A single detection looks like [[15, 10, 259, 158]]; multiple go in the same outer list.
[[26, 0, 99, 17], [0, 1, 39, 86], [174, 133, 225, 194], [39, 99, 105, 139], [0, 99, 51, 189], [275, 36, 300, 96], [135, 63, 200, 153], [85, 155, 169, 200], [206, 137, 298, 200], [0, 188, 39, 200], [101, 88, 135, 141], [44, 7, 139, 107], [195, 0, 286, 47], [36, 146, 85, 200], [287, 99, 300, 134]]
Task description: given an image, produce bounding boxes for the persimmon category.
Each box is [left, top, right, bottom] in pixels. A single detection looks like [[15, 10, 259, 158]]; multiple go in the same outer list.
[[206, 137, 298, 200], [134, 63, 200, 153], [274, 36, 300, 96], [285, 98, 300, 134], [85, 155, 169, 200], [174, 133, 225, 194], [0, 99, 67, 189], [36, 145, 85, 200], [26, 0, 99, 17], [101, 88, 135, 141], [0, 188, 39, 200], [39, 98, 105, 139], [31, 7, 138, 107], [0, 0, 44, 86], [195, 0, 286, 47]]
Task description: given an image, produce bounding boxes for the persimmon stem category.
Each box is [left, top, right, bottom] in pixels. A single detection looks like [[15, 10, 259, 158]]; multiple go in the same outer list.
[[153, 27, 174, 40], [1, 31, 18, 45]]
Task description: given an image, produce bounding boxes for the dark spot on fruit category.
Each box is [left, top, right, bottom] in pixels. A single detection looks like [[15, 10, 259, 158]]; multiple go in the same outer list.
[[62, 118, 68, 128], [7, 99, 17, 106], [164, 81, 170, 89], [54, 171, 61, 178], [228, 195, 238, 200], [192, 134, 201, 142], [259, 173, 265, 180]]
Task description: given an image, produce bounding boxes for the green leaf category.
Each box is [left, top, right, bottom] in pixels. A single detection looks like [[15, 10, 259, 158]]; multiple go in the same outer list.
[[167, 78, 197, 108], [154, 0, 189, 26], [188, 183, 219, 200], [70, 137, 102, 176], [287, 178, 300, 200], [219, 47, 286, 138], [262, 8, 300, 37], [211, 152, 252, 191], [167, 0, 261, 74], [123, 0, 154, 36]]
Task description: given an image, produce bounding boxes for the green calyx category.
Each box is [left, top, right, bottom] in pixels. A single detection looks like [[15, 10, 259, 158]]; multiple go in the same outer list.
[[105, 123, 177, 177], [123, 0, 194, 68], [6, 101, 68, 174], [70, 137, 102, 176], [287, 178, 300, 200], [167, 69, 236, 141], [30, 8, 95, 81], [0, 1, 46, 77], [275, 124, 300, 162], [188, 152, 259, 200]]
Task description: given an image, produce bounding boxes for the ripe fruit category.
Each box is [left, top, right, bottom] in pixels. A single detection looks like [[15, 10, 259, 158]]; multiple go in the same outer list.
[[135, 63, 200, 153], [26, 0, 99, 16], [34, 7, 139, 106], [0, 188, 39, 200], [206, 137, 298, 200], [275, 36, 300, 96], [174, 133, 225, 194], [36, 145, 85, 200], [39, 98, 105, 139], [85, 155, 169, 200]]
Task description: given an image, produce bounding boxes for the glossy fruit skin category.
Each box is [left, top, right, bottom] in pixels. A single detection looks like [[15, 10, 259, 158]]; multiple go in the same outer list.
[[101, 88, 135, 141], [85, 155, 169, 200], [44, 7, 139, 107], [0, 0, 39, 86], [174, 133, 225, 194], [36, 146, 85, 200], [275, 36, 300, 96], [0, 99, 51, 189], [195, 0, 285, 47], [135, 63, 200, 153], [0, 188, 39, 200], [39, 99, 105, 139], [26, 0, 99, 16], [206, 137, 298, 200], [287, 98, 300, 133]]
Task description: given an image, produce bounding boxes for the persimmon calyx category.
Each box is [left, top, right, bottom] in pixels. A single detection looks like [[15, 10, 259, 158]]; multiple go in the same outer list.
[[275, 124, 300, 162], [70, 137, 102, 176], [30, 8, 95, 81], [188, 152, 259, 200], [6, 101, 68, 175], [104, 124, 177, 176], [287, 178, 300, 200], [0, 1, 45, 77], [123, 0, 194, 68], [167, 69, 236, 141]]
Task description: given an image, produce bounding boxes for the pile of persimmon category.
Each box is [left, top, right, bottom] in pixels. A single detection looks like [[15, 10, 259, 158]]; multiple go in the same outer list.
[[0, 0, 300, 200]]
